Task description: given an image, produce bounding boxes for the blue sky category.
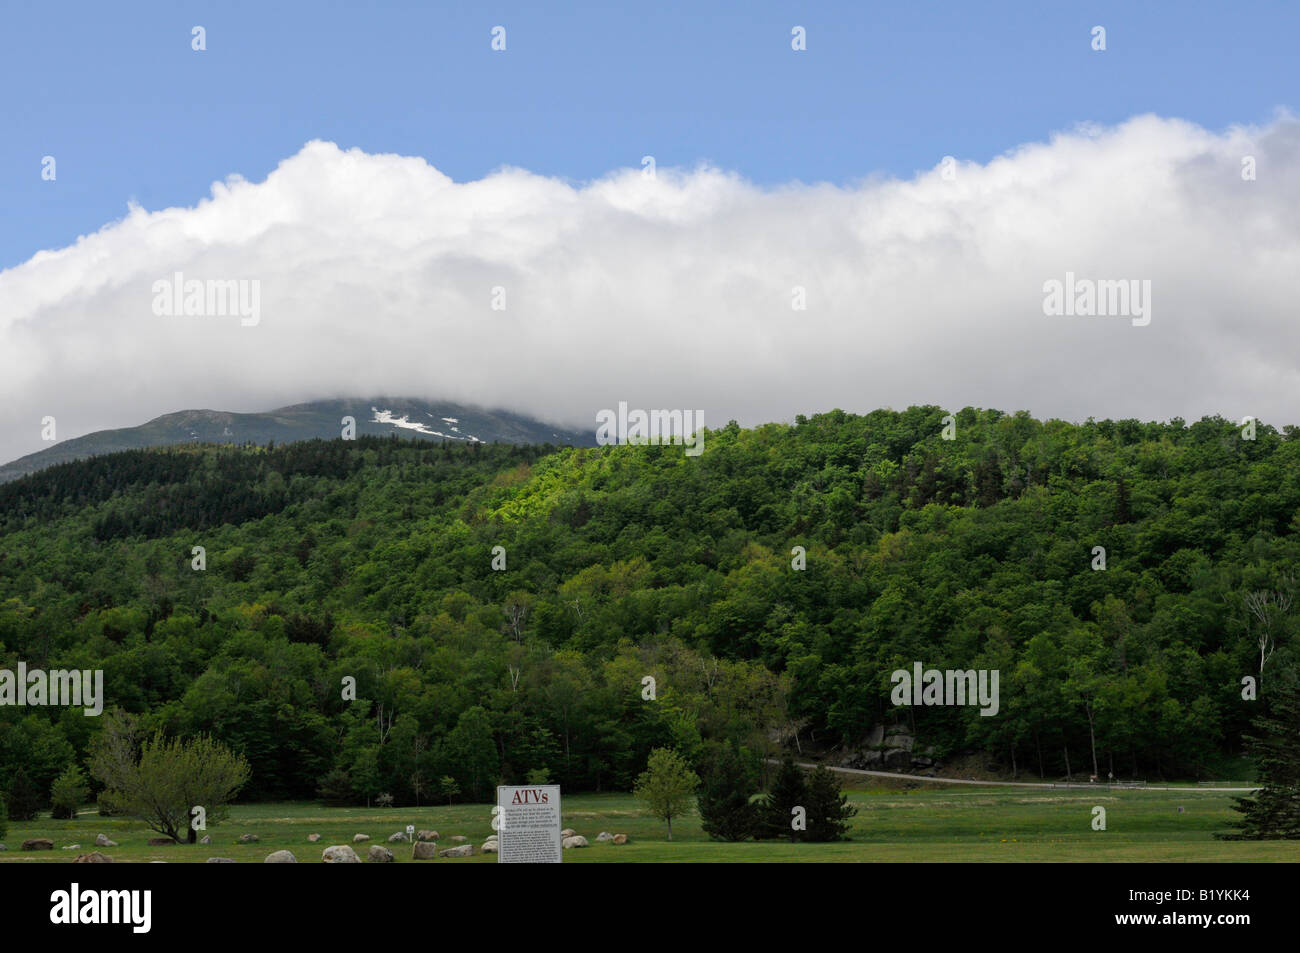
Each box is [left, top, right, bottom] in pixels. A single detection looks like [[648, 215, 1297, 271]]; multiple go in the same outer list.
[[2, 0, 1296, 271]]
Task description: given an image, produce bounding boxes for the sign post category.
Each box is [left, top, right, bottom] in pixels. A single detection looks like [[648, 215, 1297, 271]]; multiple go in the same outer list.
[[495, 785, 562, 863]]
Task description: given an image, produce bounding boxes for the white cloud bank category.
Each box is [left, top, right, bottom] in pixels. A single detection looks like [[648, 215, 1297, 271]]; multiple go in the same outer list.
[[2, 113, 1299, 464]]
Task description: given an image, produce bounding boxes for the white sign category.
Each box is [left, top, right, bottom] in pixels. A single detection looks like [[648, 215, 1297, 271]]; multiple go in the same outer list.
[[496, 785, 562, 863]]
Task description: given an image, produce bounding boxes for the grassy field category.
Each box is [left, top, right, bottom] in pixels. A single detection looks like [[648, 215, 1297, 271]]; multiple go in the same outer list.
[[3, 782, 1298, 863]]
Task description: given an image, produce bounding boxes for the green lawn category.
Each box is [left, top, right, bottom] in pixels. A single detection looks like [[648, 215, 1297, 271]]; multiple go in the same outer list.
[[4, 785, 1298, 863]]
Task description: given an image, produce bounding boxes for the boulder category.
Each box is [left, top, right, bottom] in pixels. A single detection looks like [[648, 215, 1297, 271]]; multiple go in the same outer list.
[[417, 830, 439, 842], [352, 833, 371, 843], [22, 839, 55, 850], [199, 835, 211, 845], [412, 841, 438, 860], [368, 845, 395, 863], [206, 857, 236, 863], [450, 835, 467, 843], [883, 748, 912, 769], [439, 844, 474, 857], [562, 835, 589, 849], [322, 845, 361, 864], [72, 852, 113, 863], [0, 844, 6, 851], [560, 828, 577, 838], [94, 833, 118, 848], [307, 833, 321, 843], [61, 844, 82, 850], [612, 834, 628, 845], [481, 841, 498, 853], [388, 832, 408, 843], [596, 832, 614, 842], [882, 733, 914, 752], [264, 850, 298, 863], [237, 834, 259, 844]]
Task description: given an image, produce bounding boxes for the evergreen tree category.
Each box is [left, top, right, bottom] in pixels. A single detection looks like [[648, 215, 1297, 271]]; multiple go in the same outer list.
[[1220, 674, 1300, 840], [698, 745, 759, 841], [50, 763, 90, 820], [5, 767, 44, 821], [758, 756, 809, 841], [804, 765, 857, 842]]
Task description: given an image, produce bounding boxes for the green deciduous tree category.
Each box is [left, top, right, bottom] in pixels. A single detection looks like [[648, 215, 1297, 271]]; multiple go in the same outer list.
[[88, 709, 250, 843], [634, 747, 698, 841]]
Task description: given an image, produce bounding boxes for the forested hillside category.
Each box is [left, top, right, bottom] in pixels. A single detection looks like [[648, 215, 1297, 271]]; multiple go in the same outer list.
[[1, 406, 1296, 814]]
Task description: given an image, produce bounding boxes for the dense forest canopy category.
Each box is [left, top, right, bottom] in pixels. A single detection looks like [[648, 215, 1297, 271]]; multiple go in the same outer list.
[[0, 406, 1295, 812]]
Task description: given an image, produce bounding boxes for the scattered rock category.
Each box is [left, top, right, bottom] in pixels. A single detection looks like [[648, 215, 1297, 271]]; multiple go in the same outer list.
[[412, 841, 438, 860], [352, 833, 371, 843], [388, 832, 408, 843], [596, 832, 614, 842], [237, 834, 259, 844], [561, 828, 577, 838], [322, 845, 361, 864], [61, 844, 82, 850], [562, 835, 589, 849], [0, 844, 6, 851], [21, 839, 55, 851], [72, 852, 113, 863], [450, 835, 468, 843], [94, 834, 118, 848], [307, 833, 321, 842], [199, 835, 211, 845], [206, 857, 236, 863], [439, 844, 474, 857], [612, 834, 628, 845], [417, 830, 439, 842], [265, 850, 298, 863], [368, 846, 395, 863], [481, 841, 498, 853]]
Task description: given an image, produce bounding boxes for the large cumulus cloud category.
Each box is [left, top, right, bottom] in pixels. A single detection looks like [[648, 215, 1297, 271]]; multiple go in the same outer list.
[[1, 112, 1298, 464]]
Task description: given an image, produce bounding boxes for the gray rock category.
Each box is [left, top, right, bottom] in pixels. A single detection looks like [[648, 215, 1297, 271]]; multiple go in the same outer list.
[[416, 830, 439, 842], [439, 844, 474, 857], [199, 835, 211, 845], [352, 833, 371, 843], [72, 852, 113, 863], [562, 835, 589, 849], [61, 844, 82, 850], [595, 832, 614, 842], [560, 828, 576, 838], [368, 845, 395, 863], [0, 844, 6, 851], [388, 832, 408, 843], [21, 839, 54, 851], [307, 833, 321, 842], [449, 835, 467, 843], [265, 850, 298, 863], [322, 845, 361, 864], [412, 841, 438, 860], [94, 833, 118, 848], [206, 857, 236, 863], [480, 841, 498, 853], [612, 834, 628, 845], [237, 833, 259, 844]]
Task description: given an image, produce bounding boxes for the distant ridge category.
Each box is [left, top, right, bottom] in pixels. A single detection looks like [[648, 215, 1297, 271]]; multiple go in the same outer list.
[[0, 398, 597, 482]]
